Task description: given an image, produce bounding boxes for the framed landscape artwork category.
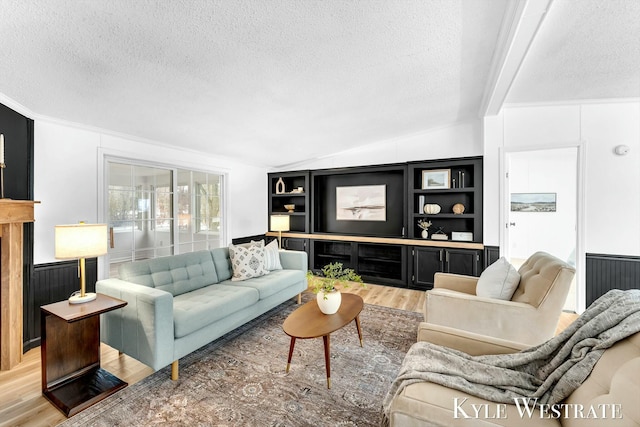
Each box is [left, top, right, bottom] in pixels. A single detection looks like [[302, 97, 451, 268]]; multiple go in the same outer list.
[[422, 169, 450, 189], [336, 185, 386, 221], [511, 193, 557, 212]]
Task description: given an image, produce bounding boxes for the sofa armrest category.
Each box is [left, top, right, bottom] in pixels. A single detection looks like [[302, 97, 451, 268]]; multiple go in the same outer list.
[[97, 278, 174, 371], [433, 272, 478, 294], [417, 322, 529, 355], [279, 250, 308, 272], [426, 288, 546, 346]]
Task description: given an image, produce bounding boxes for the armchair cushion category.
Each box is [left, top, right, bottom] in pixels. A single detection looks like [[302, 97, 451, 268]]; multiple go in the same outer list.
[[476, 257, 520, 300]]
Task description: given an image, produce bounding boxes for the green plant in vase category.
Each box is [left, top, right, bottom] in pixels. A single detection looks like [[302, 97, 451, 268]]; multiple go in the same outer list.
[[307, 262, 365, 314]]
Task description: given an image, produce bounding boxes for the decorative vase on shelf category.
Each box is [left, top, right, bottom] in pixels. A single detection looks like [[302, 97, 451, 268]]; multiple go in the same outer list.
[[421, 229, 429, 239], [317, 290, 342, 314], [275, 177, 286, 194], [423, 204, 441, 214], [452, 203, 465, 214]]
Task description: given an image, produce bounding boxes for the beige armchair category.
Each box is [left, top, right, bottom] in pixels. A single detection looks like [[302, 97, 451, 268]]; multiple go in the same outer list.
[[388, 330, 640, 426], [424, 251, 575, 347]]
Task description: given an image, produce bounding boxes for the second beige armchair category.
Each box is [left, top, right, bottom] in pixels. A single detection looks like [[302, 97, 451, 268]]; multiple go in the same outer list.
[[424, 251, 575, 347]]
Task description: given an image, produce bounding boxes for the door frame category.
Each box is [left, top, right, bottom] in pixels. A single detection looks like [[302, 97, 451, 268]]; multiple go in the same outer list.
[[499, 142, 586, 312]]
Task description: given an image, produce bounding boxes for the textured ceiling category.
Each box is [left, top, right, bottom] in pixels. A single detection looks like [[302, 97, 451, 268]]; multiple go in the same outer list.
[[506, 0, 640, 103], [0, 1, 637, 168]]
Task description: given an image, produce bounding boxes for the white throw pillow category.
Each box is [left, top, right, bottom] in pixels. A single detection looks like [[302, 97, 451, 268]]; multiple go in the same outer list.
[[228, 241, 269, 281], [263, 239, 283, 271], [476, 257, 520, 300]]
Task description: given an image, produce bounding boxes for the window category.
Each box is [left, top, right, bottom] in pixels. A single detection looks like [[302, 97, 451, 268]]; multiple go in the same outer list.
[[176, 169, 223, 254], [106, 160, 225, 277]]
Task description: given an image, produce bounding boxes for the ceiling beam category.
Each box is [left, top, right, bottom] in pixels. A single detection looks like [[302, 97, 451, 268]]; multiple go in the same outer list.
[[479, 0, 553, 117]]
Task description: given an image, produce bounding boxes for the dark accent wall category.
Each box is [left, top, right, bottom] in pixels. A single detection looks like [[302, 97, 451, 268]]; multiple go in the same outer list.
[[586, 253, 640, 307], [25, 259, 98, 351], [483, 246, 500, 268], [231, 234, 277, 245], [0, 102, 36, 352], [0, 103, 34, 199], [311, 165, 406, 237]]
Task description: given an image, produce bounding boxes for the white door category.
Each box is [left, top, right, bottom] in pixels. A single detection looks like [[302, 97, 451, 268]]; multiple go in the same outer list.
[[106, 161, 175, 278], [503, 147, 580, 312]]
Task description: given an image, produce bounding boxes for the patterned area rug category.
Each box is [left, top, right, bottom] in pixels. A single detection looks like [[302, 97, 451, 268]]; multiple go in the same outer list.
[[59, 295, 422, 427]]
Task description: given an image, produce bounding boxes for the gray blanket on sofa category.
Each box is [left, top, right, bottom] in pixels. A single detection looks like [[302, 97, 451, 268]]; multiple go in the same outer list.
[[382, 289, 640, 424]]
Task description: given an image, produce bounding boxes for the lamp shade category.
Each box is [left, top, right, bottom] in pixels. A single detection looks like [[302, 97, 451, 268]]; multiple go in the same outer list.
[[55, 223, 108, 259], [270, 215, 290, 232]]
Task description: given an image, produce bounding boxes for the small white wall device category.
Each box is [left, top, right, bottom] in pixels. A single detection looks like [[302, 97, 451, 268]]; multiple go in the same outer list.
[[614, 145, 630, 156]]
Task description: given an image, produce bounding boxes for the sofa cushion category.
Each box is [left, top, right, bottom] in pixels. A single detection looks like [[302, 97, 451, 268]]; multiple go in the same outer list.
[[229, 242, 269, 281], [476, 257, 520, 300], [173, 284, 259, 338], [210, 247, 233, 281], [118, 250, 218, 296], [224, 269, 305, 300]]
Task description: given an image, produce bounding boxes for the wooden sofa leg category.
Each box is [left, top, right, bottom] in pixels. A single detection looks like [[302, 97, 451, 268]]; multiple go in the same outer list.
[[297, 293, 302, 304], [171, 360, 179, 380]]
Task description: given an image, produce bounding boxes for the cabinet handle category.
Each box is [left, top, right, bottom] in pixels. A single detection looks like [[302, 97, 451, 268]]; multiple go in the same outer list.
[[446, 251, 449, 263], [439, 250, 443, 262], [109, 227, 114, 249]]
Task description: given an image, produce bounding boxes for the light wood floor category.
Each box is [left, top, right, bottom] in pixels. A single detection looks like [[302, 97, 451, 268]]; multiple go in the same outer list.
[[0, 284, 576, 427]]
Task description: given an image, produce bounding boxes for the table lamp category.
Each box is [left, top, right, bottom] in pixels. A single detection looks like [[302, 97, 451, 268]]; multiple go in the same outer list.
[[55, 223, 108, 304], [270, 215, 290, 249]]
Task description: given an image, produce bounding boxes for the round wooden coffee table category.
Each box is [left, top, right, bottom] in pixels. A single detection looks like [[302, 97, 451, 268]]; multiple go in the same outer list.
[[282, 293, 364, 389]]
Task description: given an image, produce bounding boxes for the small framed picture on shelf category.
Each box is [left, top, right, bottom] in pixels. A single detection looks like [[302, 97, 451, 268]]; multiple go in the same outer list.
[[422, 169, 450, 189]]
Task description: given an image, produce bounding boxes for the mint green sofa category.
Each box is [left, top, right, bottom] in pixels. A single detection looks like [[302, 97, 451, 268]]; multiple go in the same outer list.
[[96, 247, 307, 379]]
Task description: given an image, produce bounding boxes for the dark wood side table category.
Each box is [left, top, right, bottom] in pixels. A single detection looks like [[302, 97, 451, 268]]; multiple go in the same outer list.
[[40, 293, 128, 417]]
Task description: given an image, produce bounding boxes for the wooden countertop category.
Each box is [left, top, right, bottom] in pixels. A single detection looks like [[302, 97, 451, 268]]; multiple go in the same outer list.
[[266, 231, 484, 250]]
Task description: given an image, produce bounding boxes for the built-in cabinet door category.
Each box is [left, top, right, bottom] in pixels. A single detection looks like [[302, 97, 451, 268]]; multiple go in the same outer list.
[[412, 247, 482, 290], [282, 238, 308, 253], [412, 247, 444, 290], [445, 249, 481, 276]]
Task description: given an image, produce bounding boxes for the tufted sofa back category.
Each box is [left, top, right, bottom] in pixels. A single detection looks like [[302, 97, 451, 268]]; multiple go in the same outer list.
[[563, 331, 640, 426], [118, 250, 219, 296], [511, 251, 575, 308]]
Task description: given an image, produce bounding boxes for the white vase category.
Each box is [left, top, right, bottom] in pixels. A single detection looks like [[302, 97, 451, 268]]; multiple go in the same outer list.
[[317, 290, 342, 314], [421, 229, 429, 239]]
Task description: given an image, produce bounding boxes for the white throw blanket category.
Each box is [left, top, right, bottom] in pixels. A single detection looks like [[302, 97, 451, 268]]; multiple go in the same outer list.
[[382, 289, 640, 424]]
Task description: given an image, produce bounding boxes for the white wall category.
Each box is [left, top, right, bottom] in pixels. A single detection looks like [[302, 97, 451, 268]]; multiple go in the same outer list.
[[270, 119, 483, 171], [484, 100, 640, 256], [33, 119, 267, 265]]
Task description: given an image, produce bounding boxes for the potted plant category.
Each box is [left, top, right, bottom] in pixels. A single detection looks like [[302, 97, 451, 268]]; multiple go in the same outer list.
[[307, 262, 365, 314], [417, 219, 432, 239]]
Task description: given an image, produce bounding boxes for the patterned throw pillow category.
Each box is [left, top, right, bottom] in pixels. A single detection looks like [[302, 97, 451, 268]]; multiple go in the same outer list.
[[229, 241, 269, 281], [263, 239, 283, 271]]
